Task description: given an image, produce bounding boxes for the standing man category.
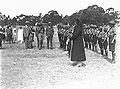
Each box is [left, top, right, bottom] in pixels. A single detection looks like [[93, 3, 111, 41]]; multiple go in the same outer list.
[[98, 26, 104, 55], [102, 26, 108, 58], [35, 23, 45, 50], [0, 26, 4, 48], [23, 23, 30, 49], [46, 22, 54, 49], [6, 26, 13, 44], [108, 21, 116, 63], [2, 26, 6, 44], [12, 26, 17, 43], [91, 26, 98, 51], [83, 25, 89, 48], [28, 27, 33, 48]]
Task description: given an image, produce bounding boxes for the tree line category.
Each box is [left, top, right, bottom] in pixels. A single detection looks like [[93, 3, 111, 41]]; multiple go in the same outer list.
[[0, 5, 120, 26]]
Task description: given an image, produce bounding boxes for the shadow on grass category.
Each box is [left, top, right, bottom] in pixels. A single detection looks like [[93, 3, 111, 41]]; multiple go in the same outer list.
[[0, 47, 6, 49], [102, 56, 112, 63]]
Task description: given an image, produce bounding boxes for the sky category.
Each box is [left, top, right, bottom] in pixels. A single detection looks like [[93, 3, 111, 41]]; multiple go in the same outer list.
[[0, 0, 120, 18]]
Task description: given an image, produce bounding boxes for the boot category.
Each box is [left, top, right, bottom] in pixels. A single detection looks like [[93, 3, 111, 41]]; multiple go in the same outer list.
[[105, 50, 108, 58], [95, 45, 98, 53], [100, 49, 104, 55], [89, 43, 91, 49], [111, 52, 115, 63]]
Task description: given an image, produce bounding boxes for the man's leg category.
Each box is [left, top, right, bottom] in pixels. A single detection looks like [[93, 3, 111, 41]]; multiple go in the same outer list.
[[25, 37, 28, 49], [112, 51, 115, 63], [50, 36, 53, 49], [47, 37, 50, 49]]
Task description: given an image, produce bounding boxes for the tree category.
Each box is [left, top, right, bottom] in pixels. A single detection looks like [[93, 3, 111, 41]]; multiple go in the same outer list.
[[42, 10, 62, 25]]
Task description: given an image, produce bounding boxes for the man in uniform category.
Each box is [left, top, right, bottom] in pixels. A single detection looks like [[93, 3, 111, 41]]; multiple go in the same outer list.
[[88, 27, 92, 49], [0, 26, 4, 48], [28, 26, 33, 48], [98, 26, 104, 55], [83, 25, 88, 48], [23, 22, 31, 49], [35, 22, 45, 50], [46, 22, 54, 49], [91, 25, 98, 52], [63, 27, 70, 51], [102, 26, 108, 57], [57, 23, 63, 48], [108, 20, 116, 63]]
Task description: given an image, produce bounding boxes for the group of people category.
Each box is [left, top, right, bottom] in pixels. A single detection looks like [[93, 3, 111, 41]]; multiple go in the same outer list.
[[34, 22, 54, 50], [57, 20, 86, 67], [0, 18, 117, 66], [0, 21, 55, 50], [83, 21, 116, 63], [57, 19, 117, 66]]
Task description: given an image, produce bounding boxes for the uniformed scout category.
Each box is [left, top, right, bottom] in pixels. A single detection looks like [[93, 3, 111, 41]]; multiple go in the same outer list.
[[46, 22, 54, 49], [23, 22, 31, 49], [28, 26, 34, 48], [102, 26, 108, 57], [83, 25, 89, 48], [98, 26, 104, 55], [0, 26, 4, 48], [108, 20, 116, 63], [35, 22, 45, 50], [88, 27, 92, 49], [63, 26, 70, 51], [91, 25, 98, 51], [57, 23, 63, 49]]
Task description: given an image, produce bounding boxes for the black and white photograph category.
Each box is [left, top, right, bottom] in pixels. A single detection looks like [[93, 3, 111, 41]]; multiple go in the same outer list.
[[0, 0, 120, 89]]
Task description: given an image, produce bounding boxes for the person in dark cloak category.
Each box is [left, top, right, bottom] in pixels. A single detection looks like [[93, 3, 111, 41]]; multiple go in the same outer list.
[[70, 18, 86, 67]]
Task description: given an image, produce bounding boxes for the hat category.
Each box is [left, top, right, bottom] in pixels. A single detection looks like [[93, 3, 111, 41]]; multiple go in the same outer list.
[[90, 24, 97, 28], [84, 25, 90, 29], [25, 21, 30, 23], [109, 20, 116, 25], [98, 26, 103, 31]]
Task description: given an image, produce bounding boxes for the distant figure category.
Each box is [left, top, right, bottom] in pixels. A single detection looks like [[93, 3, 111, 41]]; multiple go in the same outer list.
[[46, 22, 54, 49], [2, 26, 6, 44], [28, 27, 34, 48], [70, 19, 86, 67], [57, 23, 63, 49], [35, 23, 45, 50], [6, 26, 13, 44], [18, 27, 23, 43], [12, 26, 17, 43], [23, 25, 31, 49], [108, 21, 116, 63], [0, 26, 4, 48]]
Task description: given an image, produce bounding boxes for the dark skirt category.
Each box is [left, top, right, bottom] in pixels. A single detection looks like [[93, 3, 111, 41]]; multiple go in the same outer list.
[[71, 37, 86, 62]]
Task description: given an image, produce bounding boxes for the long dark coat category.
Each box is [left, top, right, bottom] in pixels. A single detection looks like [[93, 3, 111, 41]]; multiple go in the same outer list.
[[70, 25, 86, 62]]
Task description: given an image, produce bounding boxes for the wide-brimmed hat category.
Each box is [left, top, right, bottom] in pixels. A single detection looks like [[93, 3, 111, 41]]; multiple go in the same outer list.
[[98, 26, 103, 31], [90, 24, 97, 28], [83, 25, 90, 29], [109, 20, 116, 25]]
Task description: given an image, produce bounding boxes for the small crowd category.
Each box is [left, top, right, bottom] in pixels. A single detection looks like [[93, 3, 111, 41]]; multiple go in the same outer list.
[[0, 19, 117, 66]]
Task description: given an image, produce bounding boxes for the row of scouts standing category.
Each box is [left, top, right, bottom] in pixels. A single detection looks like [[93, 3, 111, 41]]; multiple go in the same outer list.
[[83, 21, 116, 63], [57, 20, 117, 65]]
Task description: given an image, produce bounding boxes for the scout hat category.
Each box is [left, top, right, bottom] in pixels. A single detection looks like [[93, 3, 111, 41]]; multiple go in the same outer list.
[[109, 20, 116, 25]]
